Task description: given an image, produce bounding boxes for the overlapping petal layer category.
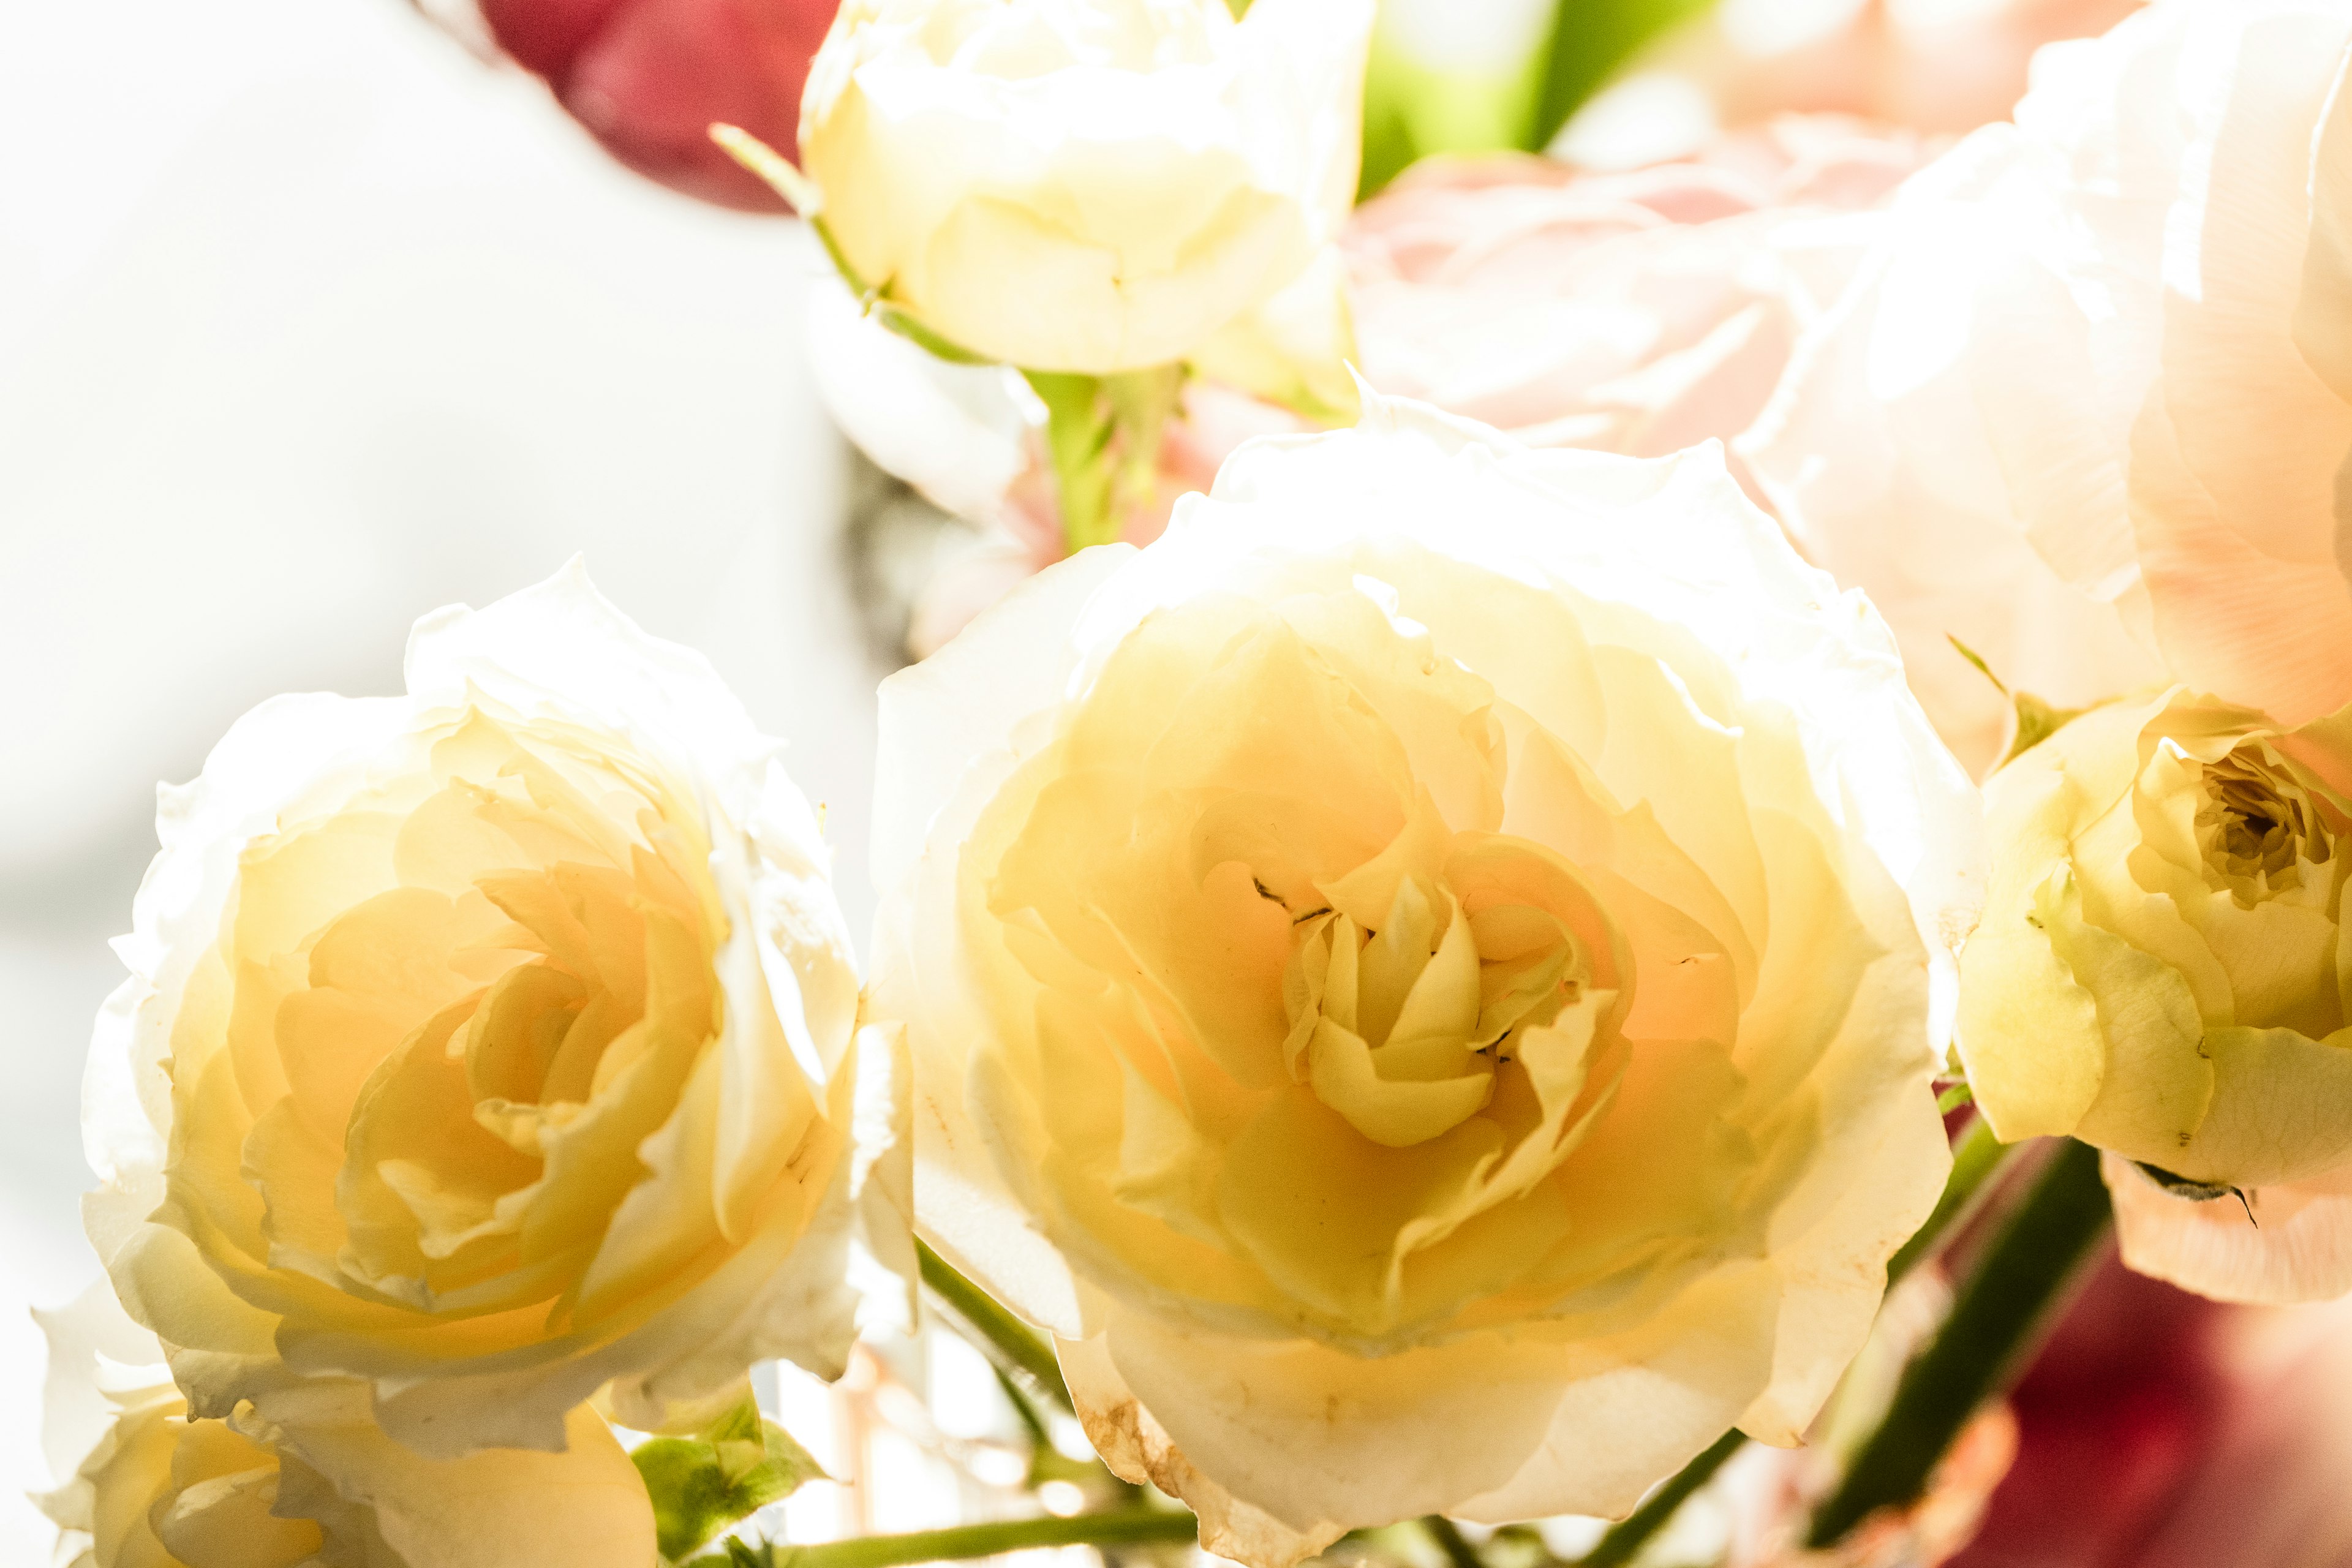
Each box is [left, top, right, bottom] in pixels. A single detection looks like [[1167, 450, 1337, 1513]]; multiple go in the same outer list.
[[83, 564, 902, 1458], [871, 396, 1970, 1562]]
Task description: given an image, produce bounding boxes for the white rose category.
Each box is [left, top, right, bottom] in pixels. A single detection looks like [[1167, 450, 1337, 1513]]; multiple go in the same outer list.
[[869, 396, 1975, 1564], [798, 0, 1371, 374], [83, 562, 911, 1458]]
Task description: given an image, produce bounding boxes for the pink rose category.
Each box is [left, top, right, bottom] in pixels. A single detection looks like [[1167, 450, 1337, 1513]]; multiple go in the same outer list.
[[1342, 118, 1939, 497], [1744, 0, 2352, 775]]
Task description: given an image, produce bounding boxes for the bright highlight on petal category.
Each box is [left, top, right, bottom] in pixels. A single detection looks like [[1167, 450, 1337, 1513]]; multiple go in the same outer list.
[[799, 0, 1373, 374], [81, 564, 897, 1462], [869, 393, 1970, 1563]]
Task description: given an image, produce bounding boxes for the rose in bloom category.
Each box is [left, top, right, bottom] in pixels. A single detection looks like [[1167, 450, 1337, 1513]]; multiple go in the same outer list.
[[83, 563, 908, 1458], [1956, 689, 2352, 1302], [797, 0, 1372, 374], [1743, 0, 2352, 776], [868, 397, 1977, 1564], [36, 1284, 652, 1568], [470, 0, 840, 211], [1343, 118, 1937, 479]]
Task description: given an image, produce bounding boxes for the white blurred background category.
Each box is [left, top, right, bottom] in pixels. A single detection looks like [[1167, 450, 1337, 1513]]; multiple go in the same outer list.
[[0, 1, 884, 1553]]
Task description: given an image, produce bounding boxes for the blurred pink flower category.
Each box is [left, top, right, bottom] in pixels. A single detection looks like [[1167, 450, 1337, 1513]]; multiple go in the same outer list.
[[1743, 0, 2352, 776], [1571, 0, 2146, 159], [1729, 1249, 2352, 1568], [1341, 117, 1939, 494], [1959, 1250, 2352, 1568], [469, 0, 836, 211]]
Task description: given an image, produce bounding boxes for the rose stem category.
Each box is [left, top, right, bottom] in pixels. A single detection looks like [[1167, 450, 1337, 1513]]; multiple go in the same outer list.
[[1578, 1430, 1745, 1568], [1803, 1136, 2111, 1548], [1575, 1110, 2019, 1567], [702, 1509, 1198, 1568], [1421, 1515, 1485, 1568], [1884, 1112, 2014, 1285], [917, 1240, 1074, 1411]]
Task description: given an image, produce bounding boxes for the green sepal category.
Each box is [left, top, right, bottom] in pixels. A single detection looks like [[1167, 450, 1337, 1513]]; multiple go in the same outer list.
[[634, 1395, 827, 1564], [2130, 1159, 2252, 1217], [1023, 365, 1188, 553], [1947, 635, 2089, 765]]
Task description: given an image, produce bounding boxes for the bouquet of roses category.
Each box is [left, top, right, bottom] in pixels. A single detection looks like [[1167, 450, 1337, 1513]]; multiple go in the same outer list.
[[36, 1, 2352, 1566]]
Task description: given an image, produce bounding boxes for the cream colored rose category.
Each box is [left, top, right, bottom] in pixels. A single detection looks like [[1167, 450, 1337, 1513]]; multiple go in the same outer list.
[[1743, 0, 2352, 777], [36, 1284, 653, 1568], [797, 0, 1371, 374], [870, 397, 1976, 1564], [1956, 689, 2352, 1302], [83, 562, 910, 1460]]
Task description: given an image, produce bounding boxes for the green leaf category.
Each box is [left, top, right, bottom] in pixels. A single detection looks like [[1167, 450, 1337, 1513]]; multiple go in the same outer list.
[[1526, 0, 1714, 157], [634, 1395, 827, 1564]]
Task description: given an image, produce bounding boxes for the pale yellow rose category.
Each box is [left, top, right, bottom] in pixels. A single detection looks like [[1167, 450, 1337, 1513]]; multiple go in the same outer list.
[[36, 1283, 653, 1568], [83, 562, 911, 1460], [797, 0, 1371, 374], [1743, 0, 2352, 777], [1956, 688, 2352, 1301], [869, 396, 1977, 1564]]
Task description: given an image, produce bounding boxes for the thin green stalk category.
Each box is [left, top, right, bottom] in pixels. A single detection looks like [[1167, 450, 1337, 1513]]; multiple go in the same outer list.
[[706, 1510, 1198, 1568], [1022, 366, 1186, 553], [1887, 1113, 2015, 1286], [1577, 1430, 1743, 1568], [1804, 1138, 2112, 1548], [1421, 1515, 1484, 1568], [1572, 1109, 2021, 1567], [917, 1240, 1072, 1411]]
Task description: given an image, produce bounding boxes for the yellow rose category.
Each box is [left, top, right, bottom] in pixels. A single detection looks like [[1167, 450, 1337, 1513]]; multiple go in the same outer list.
[[797, 0, 1371, 375], [83, 563, 911, 1459], [1956, 688, 2352, 1302], [36, 1284, 652, 1568], [870, 398, 1975, 1564]]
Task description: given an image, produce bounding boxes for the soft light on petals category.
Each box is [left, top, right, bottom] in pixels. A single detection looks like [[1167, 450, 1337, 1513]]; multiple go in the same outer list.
[[869, 393, 1969, 1559], [1751, 0, 2352, 772], [81, 562, 900, 1460], [800, 0, 1373, 374]]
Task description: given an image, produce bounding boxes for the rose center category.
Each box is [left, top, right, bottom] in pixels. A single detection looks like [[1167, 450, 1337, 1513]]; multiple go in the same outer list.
[[2196, 744, 2334, 905], [1273, 866, 1585, 1148]]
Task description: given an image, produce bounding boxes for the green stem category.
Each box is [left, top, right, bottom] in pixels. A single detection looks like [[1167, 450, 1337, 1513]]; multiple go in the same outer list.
[[1420, 1515, 1483, 1568], [1886, 1113, 2015, 1287], [1572, 1110, 2021, 1567], [1804, 1138, 2112, 1548], [1022, 366, 1186, 554], [1577, 1430, 1743, 1568], [733, 1511, 1197, 1568], [917, 1240, 1072, 1412]]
